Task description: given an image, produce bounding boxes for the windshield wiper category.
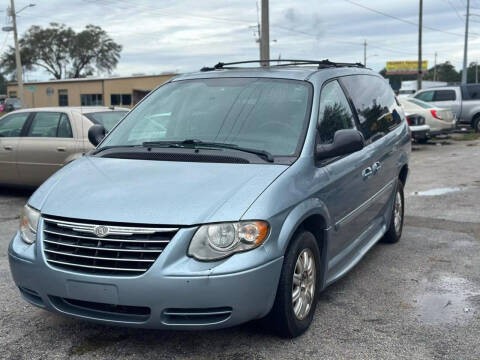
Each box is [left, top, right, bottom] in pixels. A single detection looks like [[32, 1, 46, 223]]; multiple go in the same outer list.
[[91, 145, 139, 155], [142, 139, 274, 162]]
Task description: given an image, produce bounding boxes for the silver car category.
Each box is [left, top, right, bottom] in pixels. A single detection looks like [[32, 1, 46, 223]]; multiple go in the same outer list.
[[0, 107, 128, 186], [414, 84, 480, 131]]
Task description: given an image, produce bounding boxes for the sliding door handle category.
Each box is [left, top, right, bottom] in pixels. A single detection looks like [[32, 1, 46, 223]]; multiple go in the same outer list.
[[372, 161, 382, 173], [56, 147, 66, 152], [3, 145, 13, 151], [362, 167, 373, 179]]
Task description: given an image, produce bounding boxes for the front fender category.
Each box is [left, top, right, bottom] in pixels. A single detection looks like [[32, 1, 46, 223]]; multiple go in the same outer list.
[[267, 197, 332, 290], [275, 198, 331, 254]]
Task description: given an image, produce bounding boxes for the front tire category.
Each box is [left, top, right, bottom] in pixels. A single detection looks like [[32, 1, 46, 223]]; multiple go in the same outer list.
[[381, 180, 404, 243], [267, 230, 320, 338]]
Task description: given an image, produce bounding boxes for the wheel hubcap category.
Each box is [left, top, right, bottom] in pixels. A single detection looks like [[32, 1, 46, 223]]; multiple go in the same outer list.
[[394, 190, 403, 234], [292, 249, 316, 320]]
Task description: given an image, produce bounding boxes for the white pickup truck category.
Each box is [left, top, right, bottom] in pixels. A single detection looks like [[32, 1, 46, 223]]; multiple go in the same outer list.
[[414, 84, 480, 132]]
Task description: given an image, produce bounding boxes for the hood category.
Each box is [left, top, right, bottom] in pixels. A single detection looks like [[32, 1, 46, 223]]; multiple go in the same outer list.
[[29, 156, 288, 225]]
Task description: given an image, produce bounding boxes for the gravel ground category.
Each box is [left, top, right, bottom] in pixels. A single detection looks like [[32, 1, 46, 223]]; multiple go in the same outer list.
[[1, 135, 479, 360]]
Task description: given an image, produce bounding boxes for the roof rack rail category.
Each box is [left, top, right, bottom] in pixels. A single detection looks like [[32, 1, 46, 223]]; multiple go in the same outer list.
[[200, 59, 365, 72]]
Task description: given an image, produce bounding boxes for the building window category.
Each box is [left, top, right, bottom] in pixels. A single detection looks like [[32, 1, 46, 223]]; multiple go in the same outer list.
[[81, 94, 103, 106], [110, 93, 132, 106], [58, 89, 68, 106], [8, 91, 16, 98], [121, 94, 132, 106], [110, 94, 121, 106]]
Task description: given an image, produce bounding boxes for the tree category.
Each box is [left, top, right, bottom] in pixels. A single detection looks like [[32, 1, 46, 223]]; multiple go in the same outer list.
[[459, 62, 480, 84], [0, 73, 7, 94], [379, 68, 416, 91], [423, 61, 460, 83], [68, 25, 122, 78], [0, 23, 122, 80]]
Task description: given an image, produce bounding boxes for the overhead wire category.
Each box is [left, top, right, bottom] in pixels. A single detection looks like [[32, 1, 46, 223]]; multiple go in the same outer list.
[[344, 0, 479, 38]]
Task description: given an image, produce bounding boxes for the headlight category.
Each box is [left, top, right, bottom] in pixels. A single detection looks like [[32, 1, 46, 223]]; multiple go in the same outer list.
[[188, 221, 269, 261], [19, 205, 40, 244]]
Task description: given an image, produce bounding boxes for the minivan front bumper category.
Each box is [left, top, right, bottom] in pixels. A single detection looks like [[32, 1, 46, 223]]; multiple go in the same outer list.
[[8, 229, 283, 329]]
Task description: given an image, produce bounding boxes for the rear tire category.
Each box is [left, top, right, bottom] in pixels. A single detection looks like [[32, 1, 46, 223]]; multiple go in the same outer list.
[[473, 116, 480, 133], [381, 180, 404, 244], [267, 230, 320, 338]]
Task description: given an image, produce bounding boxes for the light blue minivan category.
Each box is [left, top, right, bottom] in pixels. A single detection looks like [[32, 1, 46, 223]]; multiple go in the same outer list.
[[9, 60, 410, 337]]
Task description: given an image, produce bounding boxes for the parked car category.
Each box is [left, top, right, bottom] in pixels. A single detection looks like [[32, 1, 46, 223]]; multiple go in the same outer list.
[[0, 96, 6, 112], [398, 80, 447, 99], [0, 106, 128, 186], [399, 97, 455, 135], [405, 113, 430, 142], [413, 84, 480, 132], [8, 60, 410, 338], [4, 98, 22, 112]]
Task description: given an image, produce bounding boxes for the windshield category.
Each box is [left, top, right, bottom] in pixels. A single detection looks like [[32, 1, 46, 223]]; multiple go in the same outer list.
[[407, 98, 434, 109], [85, 111, 128, 132], [100, 78, 312, 157], [6, 99, 20, 106]]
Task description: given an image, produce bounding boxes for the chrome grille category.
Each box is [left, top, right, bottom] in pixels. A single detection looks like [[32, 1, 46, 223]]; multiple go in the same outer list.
[[42, 217, 178, 276]]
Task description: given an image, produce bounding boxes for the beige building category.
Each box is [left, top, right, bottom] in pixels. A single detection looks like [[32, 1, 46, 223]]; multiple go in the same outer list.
[[6, 74, 176, 109]]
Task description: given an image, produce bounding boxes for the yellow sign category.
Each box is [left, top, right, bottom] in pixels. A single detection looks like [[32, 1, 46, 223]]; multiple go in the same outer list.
[[386, 60, 428, 75]]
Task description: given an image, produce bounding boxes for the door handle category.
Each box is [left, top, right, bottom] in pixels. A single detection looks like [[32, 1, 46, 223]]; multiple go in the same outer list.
[[362, 167, 373, 179], [372, 161, 382, 174], [3, 145, 13, 151], [56, 147, 66, 152]]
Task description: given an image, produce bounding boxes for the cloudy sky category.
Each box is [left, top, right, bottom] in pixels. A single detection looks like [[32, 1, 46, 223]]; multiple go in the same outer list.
[[2, 0, 479, 80]]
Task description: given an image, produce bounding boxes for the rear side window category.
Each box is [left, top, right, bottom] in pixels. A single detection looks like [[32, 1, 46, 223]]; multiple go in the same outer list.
[[341, 75, 400, 142], [27, 112, 73, 138], [464, 85, 480, 100], [434, 90, 456, 101], [57, 114, 73, 138], [415, 91, 434, 102], [84, 111, 128, 132], [318, 80, 354, 144], [407, 98, 434, 109], [0, 112, 29, 137]]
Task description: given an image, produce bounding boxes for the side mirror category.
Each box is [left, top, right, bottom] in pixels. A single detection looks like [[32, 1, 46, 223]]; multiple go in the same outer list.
[[88, 124, 106, 147], [316, 129, 365, 161]]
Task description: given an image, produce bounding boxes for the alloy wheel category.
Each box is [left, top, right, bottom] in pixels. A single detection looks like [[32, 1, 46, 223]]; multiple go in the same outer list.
[[292, 248, 316, 320], [394, 190, 403, 235]]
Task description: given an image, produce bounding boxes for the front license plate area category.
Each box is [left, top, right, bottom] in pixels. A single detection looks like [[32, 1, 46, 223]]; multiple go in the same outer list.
[[66, 280, 118, 304]]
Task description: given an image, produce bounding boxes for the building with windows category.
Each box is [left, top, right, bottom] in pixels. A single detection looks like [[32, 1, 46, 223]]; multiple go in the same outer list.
[[6, 74, 176, 109]]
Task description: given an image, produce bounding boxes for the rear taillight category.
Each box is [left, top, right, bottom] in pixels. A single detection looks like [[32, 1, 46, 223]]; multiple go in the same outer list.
[[406, 115, 425, 126], [430, 109, 443, 120]]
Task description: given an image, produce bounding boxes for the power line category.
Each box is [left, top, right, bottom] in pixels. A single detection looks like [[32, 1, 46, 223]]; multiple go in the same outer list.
[[83, 0, 256, 27], [344, 0, 478, 38], [445, 0, 466, 22], [80, 0, 445, 64]]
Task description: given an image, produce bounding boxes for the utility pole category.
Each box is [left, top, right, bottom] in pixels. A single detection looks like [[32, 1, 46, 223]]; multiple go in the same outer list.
[[260, 0, 269, 65], [476, 62, 478, 83], [363, 39, 367, 67], [9, 0, 24, 107], [462, 0, 470, 84], [433, 52, 437, 81], [417, 0, 423, 91]]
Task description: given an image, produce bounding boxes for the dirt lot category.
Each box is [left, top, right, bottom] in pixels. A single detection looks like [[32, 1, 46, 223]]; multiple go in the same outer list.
[[1, 135, 479, 360]]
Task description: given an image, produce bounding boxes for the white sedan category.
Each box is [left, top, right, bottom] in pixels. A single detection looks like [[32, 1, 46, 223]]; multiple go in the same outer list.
[[399, 97, 456, 134]]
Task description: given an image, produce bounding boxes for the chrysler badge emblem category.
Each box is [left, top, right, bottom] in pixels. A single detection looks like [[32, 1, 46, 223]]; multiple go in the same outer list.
[[94, 225, 109, 238]]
